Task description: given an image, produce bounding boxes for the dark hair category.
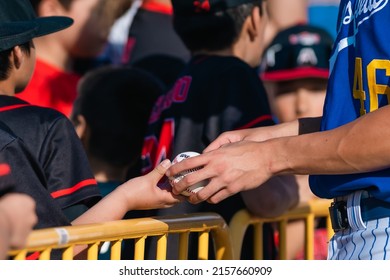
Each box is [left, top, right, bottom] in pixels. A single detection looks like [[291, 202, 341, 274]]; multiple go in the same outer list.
[[29, 0, 73, 11], [173, 2, 262, 52], [0, 41, 33, 81], [71, 66, 164, 168]]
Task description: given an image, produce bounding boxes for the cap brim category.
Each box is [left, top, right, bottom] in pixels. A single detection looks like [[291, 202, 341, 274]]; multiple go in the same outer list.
[[261, 68, 329, 81], [0, 16, 73, 51], [34, 16, 73, 37]]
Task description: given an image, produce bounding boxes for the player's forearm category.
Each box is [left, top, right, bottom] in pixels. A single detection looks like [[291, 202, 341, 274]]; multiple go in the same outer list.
[[268, 106, 390, 176]]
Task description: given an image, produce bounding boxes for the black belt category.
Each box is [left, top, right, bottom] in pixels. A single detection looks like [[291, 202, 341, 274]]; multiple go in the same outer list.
[[329, 197, 390, 232]]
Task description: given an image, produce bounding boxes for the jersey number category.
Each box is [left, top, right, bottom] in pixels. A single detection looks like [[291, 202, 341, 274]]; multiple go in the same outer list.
[[142, 76, 192, 174], [353, 58, 390, 115], [142, 119, 175, 174]]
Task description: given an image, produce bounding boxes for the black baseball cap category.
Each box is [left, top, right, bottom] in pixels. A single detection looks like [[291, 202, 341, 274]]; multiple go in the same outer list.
[[260, 24, 334, 82], [172, 0, 261, 15], [0, 0, 73, 52]]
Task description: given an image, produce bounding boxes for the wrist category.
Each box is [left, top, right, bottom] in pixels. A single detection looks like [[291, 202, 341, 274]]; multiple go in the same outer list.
[[266, 137, 294, 176], [115, 182, 138, 211]]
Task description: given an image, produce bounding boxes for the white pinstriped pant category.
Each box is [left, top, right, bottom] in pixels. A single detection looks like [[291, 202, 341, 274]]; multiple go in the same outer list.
[[328, 191, 390, 260]]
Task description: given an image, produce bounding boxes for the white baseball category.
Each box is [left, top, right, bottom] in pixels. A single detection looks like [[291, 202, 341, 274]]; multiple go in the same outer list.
[[169, 151, 209, 196]]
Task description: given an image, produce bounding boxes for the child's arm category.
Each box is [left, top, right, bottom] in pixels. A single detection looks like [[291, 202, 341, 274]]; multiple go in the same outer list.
[[72, 159, 182, 225], [71, 159, 182, 258]]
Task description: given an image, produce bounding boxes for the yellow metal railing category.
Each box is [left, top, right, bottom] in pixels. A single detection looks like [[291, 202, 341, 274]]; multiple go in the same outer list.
[[8, 212, 233, 260], [229, 199, 333, 260]]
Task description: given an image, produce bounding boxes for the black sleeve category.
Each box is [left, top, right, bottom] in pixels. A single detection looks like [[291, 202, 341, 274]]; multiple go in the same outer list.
[[39, 117, 101, 209], [1, 135, 71, 229]]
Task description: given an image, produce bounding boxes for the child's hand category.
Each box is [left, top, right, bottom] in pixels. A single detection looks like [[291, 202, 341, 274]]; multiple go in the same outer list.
[[122, 159, 184, 210]]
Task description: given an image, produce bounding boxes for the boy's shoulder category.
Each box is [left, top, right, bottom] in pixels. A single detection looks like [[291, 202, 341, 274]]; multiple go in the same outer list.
[[185, 55, 261, 90], [189, 55, 256, 77], [0, 95, 70, 130], [0, 95, 65, 116], [174, 55, 264, 100]]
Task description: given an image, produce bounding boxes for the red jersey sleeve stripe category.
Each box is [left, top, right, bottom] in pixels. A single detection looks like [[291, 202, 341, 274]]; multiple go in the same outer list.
[[236, 115, 273, 130], [0, 104, 30, 112], [51, 179, 98, 199]]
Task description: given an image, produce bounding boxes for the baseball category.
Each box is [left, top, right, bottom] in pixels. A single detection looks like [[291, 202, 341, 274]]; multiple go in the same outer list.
[[169, 151, 209, 196]]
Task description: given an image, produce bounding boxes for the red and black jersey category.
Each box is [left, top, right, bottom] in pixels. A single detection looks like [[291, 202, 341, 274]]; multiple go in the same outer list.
[[0, 96, 101, 212], [142, 55, 275, 259], [143, 55, 274, 173], [0, 120, 71, 230]]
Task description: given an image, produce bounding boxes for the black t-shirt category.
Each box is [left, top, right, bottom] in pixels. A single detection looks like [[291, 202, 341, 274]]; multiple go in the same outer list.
[[0, 96, 101, 212], [142, 55, 275, 259], [0, 120, 70, 229]]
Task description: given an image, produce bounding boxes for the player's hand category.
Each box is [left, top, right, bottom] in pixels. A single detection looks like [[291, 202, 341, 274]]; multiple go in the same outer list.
[[122, 159, 184, 210], [204, 129, 248, 152], [205, 121, 301, 153], [204, 127, 279, 153], [168, 140, 273, 204], [0, 193, 37, 249]]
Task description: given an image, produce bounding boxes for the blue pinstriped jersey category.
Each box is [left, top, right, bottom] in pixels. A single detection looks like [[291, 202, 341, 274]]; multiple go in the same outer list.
[[309, 0, 390, 202]]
